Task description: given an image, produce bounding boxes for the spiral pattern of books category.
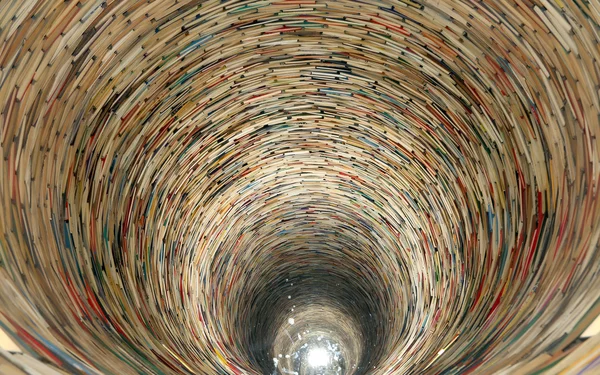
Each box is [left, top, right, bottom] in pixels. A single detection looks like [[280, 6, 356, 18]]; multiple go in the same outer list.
[[1, 0, 599, 374]]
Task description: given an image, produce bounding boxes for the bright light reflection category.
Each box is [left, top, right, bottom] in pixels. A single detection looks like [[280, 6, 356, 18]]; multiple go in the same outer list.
[[307, 347, 330, 368]]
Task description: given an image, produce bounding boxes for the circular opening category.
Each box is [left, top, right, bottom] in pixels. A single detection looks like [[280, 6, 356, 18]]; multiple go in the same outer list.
[[307, 348, 330, 368]]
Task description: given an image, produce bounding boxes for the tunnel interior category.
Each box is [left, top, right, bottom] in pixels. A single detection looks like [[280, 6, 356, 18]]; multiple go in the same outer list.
[[0, 0, 600, 375]]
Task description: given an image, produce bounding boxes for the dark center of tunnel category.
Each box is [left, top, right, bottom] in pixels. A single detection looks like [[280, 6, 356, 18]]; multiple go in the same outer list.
[[239, 251, 394, 375], [208, 212, 412, 375]]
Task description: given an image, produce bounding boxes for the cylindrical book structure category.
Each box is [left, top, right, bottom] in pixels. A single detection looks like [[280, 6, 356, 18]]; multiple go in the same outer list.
[[0, 0, 599, 374]]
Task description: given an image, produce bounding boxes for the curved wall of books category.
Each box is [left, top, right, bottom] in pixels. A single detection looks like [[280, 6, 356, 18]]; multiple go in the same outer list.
[[0, 0, 599, 374]]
